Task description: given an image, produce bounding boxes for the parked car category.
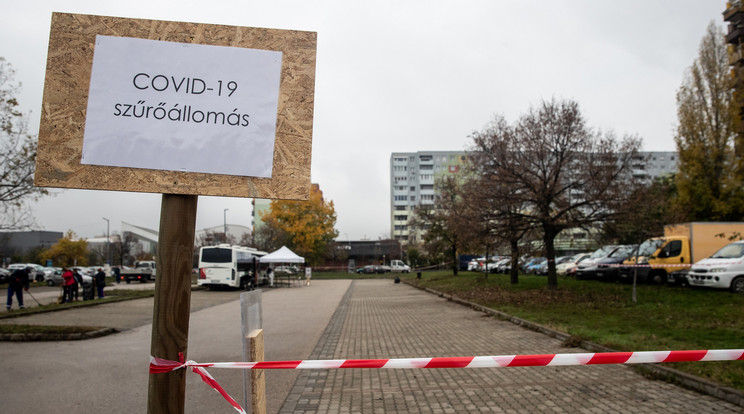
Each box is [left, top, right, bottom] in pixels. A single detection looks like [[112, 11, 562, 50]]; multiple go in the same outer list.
[[687, 240, 744, 292], [357, 265, 380, 274], [594, 245, 637, 281], [525, 258, 546, 274], [556, 253, 590, 276], [535, 256, 572, 276], [0, 268, 9, 284], [576, 246, 623, 280], [8, 263, 46, 282], [468, 258, 485, 271], [495, 258, 512, 274], [44, 267, 64, 286]]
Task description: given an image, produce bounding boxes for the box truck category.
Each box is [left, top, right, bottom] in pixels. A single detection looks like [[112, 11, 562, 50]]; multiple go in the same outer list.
[[617, 222, 744, 284]]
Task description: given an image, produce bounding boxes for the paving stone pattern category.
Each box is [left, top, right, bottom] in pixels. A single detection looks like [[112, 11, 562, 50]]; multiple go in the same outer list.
[[280, 280, 741, 413]]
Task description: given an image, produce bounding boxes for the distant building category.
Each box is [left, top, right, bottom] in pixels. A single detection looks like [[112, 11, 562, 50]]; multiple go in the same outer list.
[[0, 231, 63, 266], [327, 239, 402, 271], [390, 151, 468, 245], [195, 224, 252, 246], [390, 150, 678, 251], [121, 222, 159, 263]]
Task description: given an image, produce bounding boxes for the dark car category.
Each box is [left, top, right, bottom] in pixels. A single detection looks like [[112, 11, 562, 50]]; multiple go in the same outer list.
[[357, 265, 379, 274], [594, 245, 637, 281]]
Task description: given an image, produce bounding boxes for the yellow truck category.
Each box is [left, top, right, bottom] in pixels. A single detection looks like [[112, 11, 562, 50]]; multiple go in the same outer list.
[[617, 222, 744, 285]]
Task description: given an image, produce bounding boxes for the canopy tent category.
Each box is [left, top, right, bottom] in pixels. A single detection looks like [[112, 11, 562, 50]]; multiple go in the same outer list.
[[259, 246, 305, 263]]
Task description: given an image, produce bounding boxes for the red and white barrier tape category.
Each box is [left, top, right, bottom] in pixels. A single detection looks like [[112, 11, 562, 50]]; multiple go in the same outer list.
[[151, 349, 744, 413], [608, 261, 744, 268]]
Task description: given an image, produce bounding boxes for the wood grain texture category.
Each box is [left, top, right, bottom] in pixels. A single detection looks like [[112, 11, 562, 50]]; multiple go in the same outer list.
[[36, 12, 316, 200]]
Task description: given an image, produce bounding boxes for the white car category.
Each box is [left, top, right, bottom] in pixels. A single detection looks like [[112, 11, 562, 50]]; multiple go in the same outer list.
[[687, 241, 744, 293], [556, 253, 590, 275]]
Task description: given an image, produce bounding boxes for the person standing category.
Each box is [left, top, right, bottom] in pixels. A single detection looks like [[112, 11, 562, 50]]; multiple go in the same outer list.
[[94, 268, 106, 299], [113, 266, 121, 284], [62, 268, 74, 303], [71, 268, 83, 301], [6, 267, 31, 311]]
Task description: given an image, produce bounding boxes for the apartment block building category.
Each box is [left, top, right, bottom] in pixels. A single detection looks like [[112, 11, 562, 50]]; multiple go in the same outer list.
[[390, 151, 469, 244], [390, 150, 678, 248]]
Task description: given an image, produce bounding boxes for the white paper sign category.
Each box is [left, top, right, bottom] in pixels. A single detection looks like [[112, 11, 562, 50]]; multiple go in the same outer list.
[[81, 35, 283, 178]]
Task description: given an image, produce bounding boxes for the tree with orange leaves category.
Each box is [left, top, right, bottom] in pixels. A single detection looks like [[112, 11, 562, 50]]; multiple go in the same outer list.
[[257, 187, 338, 266]]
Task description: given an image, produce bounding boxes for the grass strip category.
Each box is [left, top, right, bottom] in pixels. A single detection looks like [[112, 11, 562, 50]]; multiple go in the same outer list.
[[403, 270, 744, 391]]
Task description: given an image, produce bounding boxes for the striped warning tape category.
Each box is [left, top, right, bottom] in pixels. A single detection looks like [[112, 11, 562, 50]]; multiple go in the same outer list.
[[150, 349, 744, 413]]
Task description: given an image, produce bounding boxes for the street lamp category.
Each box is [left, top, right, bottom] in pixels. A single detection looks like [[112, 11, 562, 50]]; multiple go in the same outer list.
[[102, 217, 110, 265], [223, 208, 229, 243]]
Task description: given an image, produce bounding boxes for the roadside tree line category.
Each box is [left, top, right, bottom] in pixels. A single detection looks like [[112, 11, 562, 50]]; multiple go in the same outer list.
[[411, 23, 744, 289]]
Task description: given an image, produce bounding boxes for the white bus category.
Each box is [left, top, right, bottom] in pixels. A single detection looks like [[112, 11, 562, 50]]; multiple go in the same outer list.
[[198, 244, 266, 290]]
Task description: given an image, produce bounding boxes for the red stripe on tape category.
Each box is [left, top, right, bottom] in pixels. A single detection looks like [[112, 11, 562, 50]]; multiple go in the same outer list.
[[587, 352, 632, 365], [664, 350, 707, 363], [253, 360, 302, 369], [341, 359, 390, 368], [508, 354, 556, 367], [425, 357, 474, 368]]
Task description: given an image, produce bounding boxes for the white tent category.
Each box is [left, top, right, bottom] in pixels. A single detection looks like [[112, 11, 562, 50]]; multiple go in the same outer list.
[[259, 246, 305, 263]]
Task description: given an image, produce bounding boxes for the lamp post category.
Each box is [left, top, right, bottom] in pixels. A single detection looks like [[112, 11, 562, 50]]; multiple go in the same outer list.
[[223, 208, 229, 243], [102, 217, 110, 265]]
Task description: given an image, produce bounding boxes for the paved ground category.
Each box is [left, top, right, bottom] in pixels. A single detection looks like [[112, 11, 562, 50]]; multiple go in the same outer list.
[[1, 279, 741, 413], [280, 280, 741, 413]]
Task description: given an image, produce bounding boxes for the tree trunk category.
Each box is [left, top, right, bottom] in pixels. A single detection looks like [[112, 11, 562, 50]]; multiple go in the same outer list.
[[544, 226, 558, 289], [451, 240, 458, 276], [509, 238, 519, 284]]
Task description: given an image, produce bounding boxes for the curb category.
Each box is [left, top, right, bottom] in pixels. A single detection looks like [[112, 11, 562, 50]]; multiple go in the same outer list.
[[403, 279, 744, 408], [0, 327, 118, 342]]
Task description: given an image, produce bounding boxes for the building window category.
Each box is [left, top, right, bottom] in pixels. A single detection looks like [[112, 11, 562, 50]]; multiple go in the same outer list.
[[394, 195, 408, 201], [394, 215, 407, 221]]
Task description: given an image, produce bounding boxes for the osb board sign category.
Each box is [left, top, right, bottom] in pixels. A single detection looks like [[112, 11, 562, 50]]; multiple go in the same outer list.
[[35, 12, 316, 200]]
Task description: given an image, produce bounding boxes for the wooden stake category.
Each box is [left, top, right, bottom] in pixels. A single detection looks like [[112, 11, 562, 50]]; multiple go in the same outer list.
[[249, 329, 267, 414], [148, 194, 198, 414]]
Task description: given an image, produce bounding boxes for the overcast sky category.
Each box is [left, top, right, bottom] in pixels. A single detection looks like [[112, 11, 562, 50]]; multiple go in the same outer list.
[[0, 1, 728, 241]]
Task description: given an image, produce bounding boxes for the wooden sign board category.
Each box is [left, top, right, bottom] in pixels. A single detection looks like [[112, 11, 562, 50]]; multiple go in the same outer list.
[[35, 12, 316, 200]]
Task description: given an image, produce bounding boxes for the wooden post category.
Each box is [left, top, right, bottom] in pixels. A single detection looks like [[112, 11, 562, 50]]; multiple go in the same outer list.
[[249, 329, 267, 414], [148, 194, 198, 414]]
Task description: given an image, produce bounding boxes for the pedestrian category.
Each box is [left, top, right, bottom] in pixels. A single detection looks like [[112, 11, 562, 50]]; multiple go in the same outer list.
[[72, 268, 83, 301], [94, 268, 106, 299], [62, 268, 74, 303], [6, 267, 31, 311], [267, 267, 274, 287], [113, 266, 121, 284]]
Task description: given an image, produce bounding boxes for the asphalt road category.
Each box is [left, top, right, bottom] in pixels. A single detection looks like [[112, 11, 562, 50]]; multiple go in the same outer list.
[[0, 279, 352, 413]]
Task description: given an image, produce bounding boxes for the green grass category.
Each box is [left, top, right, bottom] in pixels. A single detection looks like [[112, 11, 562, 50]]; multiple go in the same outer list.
[[0, 288, 156, 319], [402, 270, 744, 391]]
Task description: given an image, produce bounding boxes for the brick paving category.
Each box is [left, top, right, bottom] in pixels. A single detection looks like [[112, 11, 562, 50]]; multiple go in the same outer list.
[[279, 279, 741, 413]]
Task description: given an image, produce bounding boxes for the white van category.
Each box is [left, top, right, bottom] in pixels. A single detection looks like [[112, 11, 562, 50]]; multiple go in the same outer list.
[[390, 260, 411, 273], [687, 241, 744, 293]]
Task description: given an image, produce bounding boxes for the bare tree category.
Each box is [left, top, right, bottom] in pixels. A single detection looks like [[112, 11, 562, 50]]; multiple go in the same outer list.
[[468, 98, 641, 289], [0, 58, 47, 229]]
